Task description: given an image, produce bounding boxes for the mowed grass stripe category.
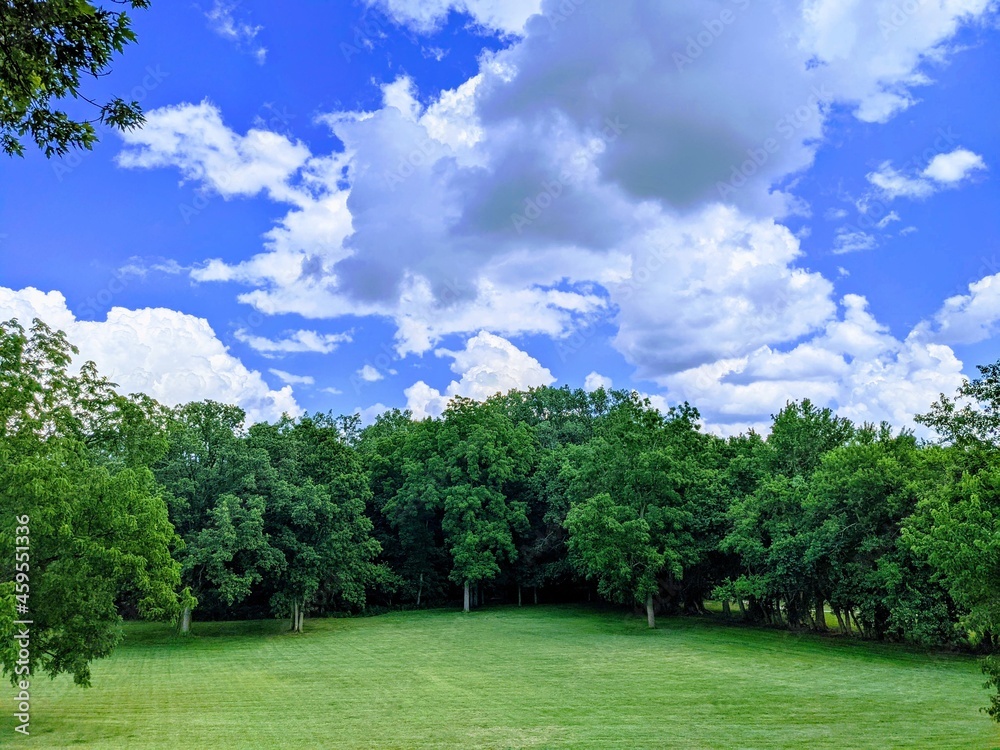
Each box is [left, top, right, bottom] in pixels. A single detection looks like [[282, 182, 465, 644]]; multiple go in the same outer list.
[[2, 606, 997, 749]]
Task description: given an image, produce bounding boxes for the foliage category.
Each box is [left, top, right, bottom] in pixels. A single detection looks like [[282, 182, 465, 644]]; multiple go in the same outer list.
[[0, 0, 151, 156]]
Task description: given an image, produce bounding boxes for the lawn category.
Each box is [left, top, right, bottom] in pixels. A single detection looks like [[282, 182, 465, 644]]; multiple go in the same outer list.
[[3, 605, 997, 749]]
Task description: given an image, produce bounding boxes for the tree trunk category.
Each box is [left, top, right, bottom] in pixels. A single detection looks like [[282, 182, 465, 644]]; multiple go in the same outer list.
[[815, 599, 827, 631], [737, 598, 746, 618], [834, 608, 847, 633], [180, 606, 191, 634], [298, 602, 305, 633], [291, 601, 299, 632], [722, 599, 731, 618], [646, 592, 656, 629], [518, 585, 522, 607], [850, 610, 863, 637], [533, 586, 538, 605], [464, 581, 470, 612], [416, 573, 423, 608]]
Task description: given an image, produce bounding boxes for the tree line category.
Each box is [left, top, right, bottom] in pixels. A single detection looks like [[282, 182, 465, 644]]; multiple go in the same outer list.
[[3, 318, 1000, 717]]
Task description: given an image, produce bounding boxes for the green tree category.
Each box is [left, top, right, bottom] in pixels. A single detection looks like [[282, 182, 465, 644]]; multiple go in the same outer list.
[[397, 397, 533, 611], [154, 400, 268, 631], [0, 319, 181, 686], [251, 416, 383, 632], [1, 0, 151, 156], [564, 394, 709, 628]]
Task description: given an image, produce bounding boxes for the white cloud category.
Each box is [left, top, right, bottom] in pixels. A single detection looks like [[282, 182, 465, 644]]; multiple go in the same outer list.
[[117, 101, 310, 199], [920, 273, 1000, 346], [113, 0, 996, 434], [405, 332, 556, 418], [357, 364, 385, 382], [356, 402, 392, 425], [235, 328, 352, 356], [868, 148, 987, 200], [0, 287, 300, 423], [363, 0, 542, 35], [867, 161, 935, 200], [205, 0, 267, 63], [876, 211, 901, 229], [610, 205, 836, 376], [923, 147, 987, 183], [268, 369, 315, 386], [661, 295, 964, 436], [833, 229, 878, 255], [584, 372, 613, 392]]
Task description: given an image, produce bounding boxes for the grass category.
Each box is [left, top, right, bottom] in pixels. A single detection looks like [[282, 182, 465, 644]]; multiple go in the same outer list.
[[3, 605, 998, 749]]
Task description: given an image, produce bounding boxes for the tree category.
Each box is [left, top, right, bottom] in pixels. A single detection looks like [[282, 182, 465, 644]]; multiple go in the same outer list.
[[396, 397, 533, 612], [364, 412, 449, 607], [909, 362, 1000, 719], [564, 394, 708, 628], [251, 416, 383, 632], [0, 0, 151, 156], [0, 318, 182, 686], [154, 400, 265, 631]]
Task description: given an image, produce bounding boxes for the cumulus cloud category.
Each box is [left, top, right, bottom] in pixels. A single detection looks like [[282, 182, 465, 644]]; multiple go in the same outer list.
[[0, 287, 300, 423], [662, 295, 965, 436], [923, 147, 987, 183], [115, 0, 996, 432], [405, 331, 556, 418], [584, 372, 613, 392], [357, 365, 385, 383], [610, 205, 836, 375], [117, 101, 310, 199], [919, 273, 1000, 346]]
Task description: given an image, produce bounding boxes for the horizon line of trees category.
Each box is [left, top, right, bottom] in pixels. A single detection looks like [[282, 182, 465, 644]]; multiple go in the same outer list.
[[4, 317, 1000, 718]]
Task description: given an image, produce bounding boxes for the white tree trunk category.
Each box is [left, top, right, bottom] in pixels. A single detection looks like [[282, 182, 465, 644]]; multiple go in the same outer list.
[[180, 606, 191, 634], [518, 585, 522, 607], [291, 601, 299, 633], [646, 592, 656, 629], [464, 581, 470, 612], [416, 573, 423, 607], [298, 602, 305, 633]]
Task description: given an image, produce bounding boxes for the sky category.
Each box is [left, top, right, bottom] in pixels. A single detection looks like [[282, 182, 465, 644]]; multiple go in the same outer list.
[[1, 0, 999, 435]]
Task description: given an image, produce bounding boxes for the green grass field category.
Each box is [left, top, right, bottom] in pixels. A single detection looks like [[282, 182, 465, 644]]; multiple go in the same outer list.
[[3, 605, 997, 749]]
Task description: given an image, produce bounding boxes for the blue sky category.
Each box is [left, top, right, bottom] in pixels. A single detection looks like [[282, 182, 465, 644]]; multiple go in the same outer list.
[[1, 0, 998, 433]]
